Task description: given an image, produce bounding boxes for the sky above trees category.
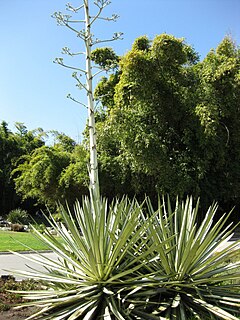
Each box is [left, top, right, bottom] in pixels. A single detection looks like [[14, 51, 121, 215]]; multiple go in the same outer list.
[[1, 0, 239, 142]]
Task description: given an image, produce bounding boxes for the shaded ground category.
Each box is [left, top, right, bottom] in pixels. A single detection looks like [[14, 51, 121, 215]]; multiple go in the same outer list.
[[0, 251, 56, 318], [0, 278, 40, 320], [0, 306, 38, 320]]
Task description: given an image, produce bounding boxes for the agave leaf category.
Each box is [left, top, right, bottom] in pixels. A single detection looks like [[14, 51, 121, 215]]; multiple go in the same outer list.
[[193, 242, 240, 279], [122, 286, 143, 303], [171, 293, 181, 308], [35, 297, 97, 320], [191, 212, 234, 270], [7, 254, 87, 281], [177, 225, 198, 277], [133, 308, 163, 319], [195, 202, 218, 241], [179, 303, 188, 319], [6, 268, 85, 284], [153, 300, 172, 313], [104, 201, 160, 281], [108, 297, 126, 320], [192, 296, 240, 320], [220, 296, 240, 303], [143, 211, 173, 277], [219, 300, 240, 307], [140, 197, 240, 319], [68, 301, 97, 320], [25, 227, 94, 277], [175, 197, 192, 271], [25, 305, 51, 320]]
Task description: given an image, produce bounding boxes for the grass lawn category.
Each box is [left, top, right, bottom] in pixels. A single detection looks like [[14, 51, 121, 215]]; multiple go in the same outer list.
[[0, 230, 51, 252]]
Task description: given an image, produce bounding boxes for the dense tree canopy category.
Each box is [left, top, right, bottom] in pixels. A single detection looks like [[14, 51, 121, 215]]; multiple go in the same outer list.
[[13, 133, 88, 209], [0, 121, 45, 215], [94, 35, 240, 214], [195, 37, 240, 210], [0, 123, 88, 216]]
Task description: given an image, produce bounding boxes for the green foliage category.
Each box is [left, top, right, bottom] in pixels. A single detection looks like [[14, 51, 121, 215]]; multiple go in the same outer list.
[[52, 212, 63, 222], [51, 131, 77, 152], [94, 72, 120, 110], [91, 47, 119, 70], [151, 34, 187, 65], [11, 196, 240, 319], [13, 146, 69, 204], [194, 36, 240, 209], [13, 143, 89, 208], [95, 33, 202, 201], [132, 35, 150, 51], [0, 121, 45, 215], [0, 121, 90, 215], [94, 35, 240, 212], [7, 208, 29, 224]]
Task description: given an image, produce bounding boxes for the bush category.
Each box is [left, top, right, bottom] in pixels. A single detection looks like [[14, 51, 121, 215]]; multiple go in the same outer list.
[[7, 208, 29, 225], [10, 196, 240, 319], [29, 223, 46, 234], [10, 223, 25, 232]]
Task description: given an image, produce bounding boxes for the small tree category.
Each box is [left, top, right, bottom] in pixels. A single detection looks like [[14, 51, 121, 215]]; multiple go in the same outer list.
[[52, 0, 122, 202]]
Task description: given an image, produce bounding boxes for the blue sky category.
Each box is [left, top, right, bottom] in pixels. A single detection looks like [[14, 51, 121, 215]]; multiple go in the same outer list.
[[1, 0, 239, 142]]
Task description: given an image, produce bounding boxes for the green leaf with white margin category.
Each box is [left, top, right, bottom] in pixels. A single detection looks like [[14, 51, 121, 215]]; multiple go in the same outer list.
[[191, 296, 240, 320]]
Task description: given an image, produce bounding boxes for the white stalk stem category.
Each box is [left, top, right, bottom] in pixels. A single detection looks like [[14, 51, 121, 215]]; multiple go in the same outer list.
[[84, 0, 100, 200]]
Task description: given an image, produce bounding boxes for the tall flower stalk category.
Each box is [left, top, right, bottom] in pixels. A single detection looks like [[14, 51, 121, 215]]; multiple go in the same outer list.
[[53, 0, 122, 202], [84, 1, 99, 200]]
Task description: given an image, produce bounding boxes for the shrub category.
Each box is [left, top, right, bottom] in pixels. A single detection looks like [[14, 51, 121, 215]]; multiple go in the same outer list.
[[10, 223, 25, 232], [7, 208, 29, 225], [10, 196, 240, 319], [29, 223, 46, 234]]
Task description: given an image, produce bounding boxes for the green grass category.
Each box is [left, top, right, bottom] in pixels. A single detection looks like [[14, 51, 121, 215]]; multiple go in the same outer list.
[[0, 231, 51, 252]]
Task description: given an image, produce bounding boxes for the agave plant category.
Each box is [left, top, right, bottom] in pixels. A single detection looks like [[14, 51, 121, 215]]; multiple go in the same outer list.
[[9, 194, 165, 320], [8, 196, 240, 319], [123, 197, 240, 320]]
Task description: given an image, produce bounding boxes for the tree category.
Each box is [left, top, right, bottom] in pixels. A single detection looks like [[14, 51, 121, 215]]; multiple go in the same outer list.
[[0, 121, 45, 215], [13, 133, 88, 208], [95, 34, 202, 200], [195, 36, 240, 211], [94, 35, 240, 213], [52, 0, 122, 202]]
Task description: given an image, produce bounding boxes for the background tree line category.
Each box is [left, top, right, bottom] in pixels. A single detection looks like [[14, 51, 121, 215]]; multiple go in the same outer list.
[[0, 122, 89, 216], [1, 34, 239, 220]]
